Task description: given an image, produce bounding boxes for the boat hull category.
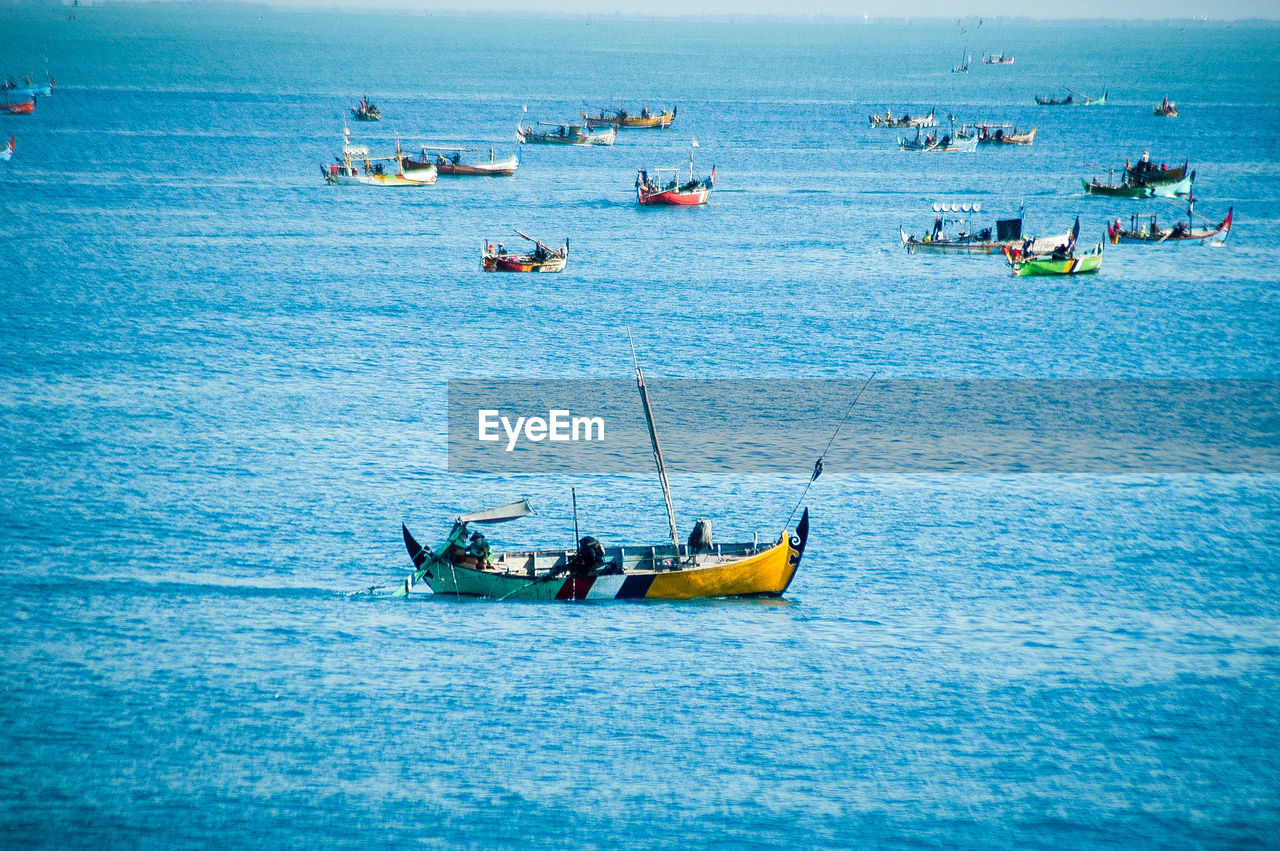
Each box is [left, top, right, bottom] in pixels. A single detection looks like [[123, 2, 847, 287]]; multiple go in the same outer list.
[[638, 185, 710, 205], [401, 521, 807, 601], [1010, 253, 1103, 277], [324, 170, 435, 186], [482, 253, 567, 272], [0, 99, 35, 115]]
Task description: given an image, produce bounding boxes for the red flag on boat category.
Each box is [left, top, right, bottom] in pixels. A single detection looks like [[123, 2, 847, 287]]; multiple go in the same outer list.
[[710, 165, 716, 186]]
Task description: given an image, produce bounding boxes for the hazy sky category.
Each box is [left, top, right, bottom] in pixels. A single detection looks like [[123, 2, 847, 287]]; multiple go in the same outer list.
[[219, 0, 1276, 18]]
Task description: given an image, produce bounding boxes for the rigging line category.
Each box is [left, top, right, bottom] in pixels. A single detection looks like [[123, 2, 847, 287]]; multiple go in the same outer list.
[[784, 370, 878, 531]]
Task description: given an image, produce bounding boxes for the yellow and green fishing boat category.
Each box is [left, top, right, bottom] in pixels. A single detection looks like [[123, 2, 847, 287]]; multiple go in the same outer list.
[[398, 341, 823, 602]]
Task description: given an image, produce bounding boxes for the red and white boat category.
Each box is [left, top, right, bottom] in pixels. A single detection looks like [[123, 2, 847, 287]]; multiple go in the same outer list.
[[1, 96, 35, 115], [482, 230, 567, 273], [636, 142, 714, 206]]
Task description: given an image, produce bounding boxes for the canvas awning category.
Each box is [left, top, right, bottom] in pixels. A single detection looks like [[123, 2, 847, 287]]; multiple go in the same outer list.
[[458, 499, 535, 524]]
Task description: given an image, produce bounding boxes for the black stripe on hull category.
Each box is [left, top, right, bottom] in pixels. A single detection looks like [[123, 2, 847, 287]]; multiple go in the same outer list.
[[616, 574, 656, 599]]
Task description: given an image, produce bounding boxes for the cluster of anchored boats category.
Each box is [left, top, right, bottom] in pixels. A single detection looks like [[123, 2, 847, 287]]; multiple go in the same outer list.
[[889, 85, 1230, 276], [322, 100, 714, 273], [372, 84, 1230, 598]]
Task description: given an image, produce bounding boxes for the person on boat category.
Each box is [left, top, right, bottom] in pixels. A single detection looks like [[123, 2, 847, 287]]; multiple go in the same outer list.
[[452, 152, 462, 164], [940, 134, 950, 147], [931, 217, 943, 240], [467, 532, 491, 566], [533, 243, 548, 261], [497, 243, 506, 255], [641, 106, 651, 118], [1051, 243, 1070, 260]]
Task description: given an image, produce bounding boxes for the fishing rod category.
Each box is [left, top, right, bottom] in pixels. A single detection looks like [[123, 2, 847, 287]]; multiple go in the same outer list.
[[783, 371, 878, 530]]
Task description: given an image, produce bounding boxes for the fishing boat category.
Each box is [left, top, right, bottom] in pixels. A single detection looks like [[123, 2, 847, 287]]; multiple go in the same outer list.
[[960, 124, 1037, 145], [1035, 93, 1073, 105], [0, 95, 35, 115], [0, 136, 13, 162], [1083, 155, 1193, 198], [580, 105, 676, 130], [482, 230, 568, 272], [868, 108, 937, 129], [1107, 202, 1232, 245], [1153, 97, 1179, 117], [899, 127, 978, 152], [983, 53, 1015, 64], [352, 97, 381, 121], [636, 142, 714, 206], [901, 206, 1071, 256], [1072, 88, 1108, 106], [403, 146, 519, 176], [1003, 219, 1103, 276], [952, 49, 971, 73], [397, 342, 814, 602], [321, 132, 435, 187], [517, 121, 616, 146], [1, 75, 52, 98]]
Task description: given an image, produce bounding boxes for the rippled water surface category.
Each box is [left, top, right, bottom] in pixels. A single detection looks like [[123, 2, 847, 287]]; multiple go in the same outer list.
[[1, 8, 1278, 847]]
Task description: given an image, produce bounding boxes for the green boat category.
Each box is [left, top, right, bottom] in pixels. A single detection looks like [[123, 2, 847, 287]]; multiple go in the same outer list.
[[1004, 238, 1103, 277]]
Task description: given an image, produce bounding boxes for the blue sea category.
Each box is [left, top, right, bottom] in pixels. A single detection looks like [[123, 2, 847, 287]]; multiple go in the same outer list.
[[2, 7, 1279, 847]]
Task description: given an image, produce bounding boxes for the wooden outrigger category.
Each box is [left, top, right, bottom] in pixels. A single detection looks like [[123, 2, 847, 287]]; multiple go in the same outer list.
[[581, 105, 675, 130], [397, 338, 816, 602], [963, 123, 1037, 145], [481, 230, 568, 272]]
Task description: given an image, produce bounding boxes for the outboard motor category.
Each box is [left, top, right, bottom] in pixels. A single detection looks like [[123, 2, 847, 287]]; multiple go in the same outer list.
[[568, 536, 605, 576], [687, 518, 713, 554]]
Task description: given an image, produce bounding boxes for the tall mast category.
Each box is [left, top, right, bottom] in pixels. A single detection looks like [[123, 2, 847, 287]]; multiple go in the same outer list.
[[628, 329, 680, 554]]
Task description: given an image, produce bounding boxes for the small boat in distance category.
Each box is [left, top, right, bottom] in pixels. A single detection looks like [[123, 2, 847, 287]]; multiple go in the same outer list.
[[581, 105, 676, 129], [397, 341, 812, 602], [1108, 201, 1231, 245], [952, 49, 971, 73], [1072, 88, 1108, 106], [0, 94, 35, 114], [352, 97, 381, 121], [403, 146, 519, 176], [963, 124, 1037, 145], [899, 126, 978, 152], [482, 230, 568, 272], [0, 136, 13, 162], [2, 75, 52, 98], [1154, 97, 1179, 117], [869, 107, 937, 129], [1035, 93, 1073, 105], [636, 141, 714, 205], [983, 53, 1015, 64]]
